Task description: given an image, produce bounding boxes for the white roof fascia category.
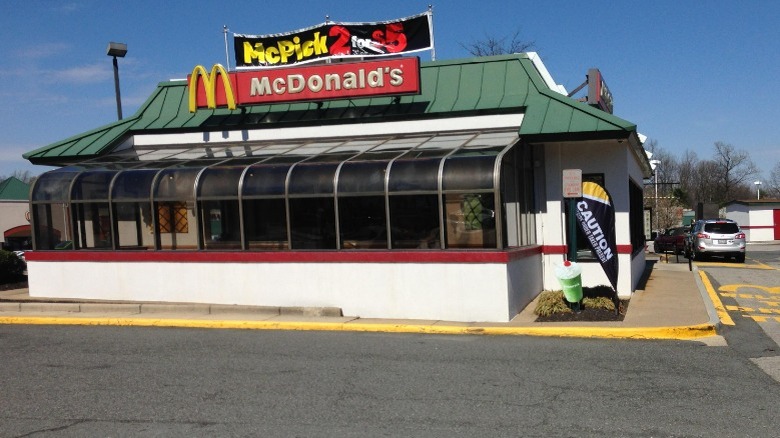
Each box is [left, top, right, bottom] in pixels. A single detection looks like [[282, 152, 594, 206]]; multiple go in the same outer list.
[[525, 52, 567, 95]]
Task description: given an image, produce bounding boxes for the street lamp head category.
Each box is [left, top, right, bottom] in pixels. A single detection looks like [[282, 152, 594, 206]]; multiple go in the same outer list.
[[107, 42, 127, 58]]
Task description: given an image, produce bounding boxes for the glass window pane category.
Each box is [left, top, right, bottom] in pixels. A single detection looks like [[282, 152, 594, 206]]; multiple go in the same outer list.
[[111, 169, 158, 201], [244, 199, 288, 250], [288, 162, 339, 195], [156, 201, 198, 250], [114, 202, 154, 249], [71, 170, 117, 201], [201, 200, 241, 249], [153, 168, 201, 200], [32, 168, 81, 202], [444, 193, 497, 249], [33, 204, 68, 250], [197, 166, 243, 199], [442, 155, 497, 191], [337, 161, 388, 194], [388, 158, 442, 192], [338, 196, 387, 249], [242, 164, 294, 197], [389, 194, 440, 249], [289, 198, 336, 249], [72, 202, 112, 249]]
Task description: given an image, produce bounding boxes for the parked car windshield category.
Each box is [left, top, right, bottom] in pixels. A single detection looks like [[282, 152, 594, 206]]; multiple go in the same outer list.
[[703, 223, 739, 234], [666, 227, 686, 236]]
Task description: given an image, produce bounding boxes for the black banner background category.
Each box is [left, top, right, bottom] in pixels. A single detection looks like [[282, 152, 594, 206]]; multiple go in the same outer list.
[[234, 12, 432, 68]]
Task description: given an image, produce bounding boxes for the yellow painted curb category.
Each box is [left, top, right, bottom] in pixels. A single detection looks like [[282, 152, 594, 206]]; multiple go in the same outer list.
[[0, 316, 717, 340], [698, 270, 735, 326]]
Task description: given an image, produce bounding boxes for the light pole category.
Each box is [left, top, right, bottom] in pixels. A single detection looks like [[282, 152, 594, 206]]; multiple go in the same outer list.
[[650, 159, 661, 234], [754, 181, 762, 200], [107, 42, 127, 120]]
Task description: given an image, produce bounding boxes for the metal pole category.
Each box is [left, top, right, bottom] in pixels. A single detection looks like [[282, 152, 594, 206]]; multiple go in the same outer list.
[[223, 25, 231, 71], [649, 159, 660, 236], [567, 198, 577, 262], [112, 56, 122, 120]]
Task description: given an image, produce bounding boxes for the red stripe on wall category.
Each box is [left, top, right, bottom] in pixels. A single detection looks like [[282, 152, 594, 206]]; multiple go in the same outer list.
[[26, 246, 543, 264], [543, 245, 632, 254]]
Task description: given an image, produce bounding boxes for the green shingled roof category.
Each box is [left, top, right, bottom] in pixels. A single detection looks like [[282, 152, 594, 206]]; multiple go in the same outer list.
[[24, 54, 638, 164], [0, 177, 30, 200]]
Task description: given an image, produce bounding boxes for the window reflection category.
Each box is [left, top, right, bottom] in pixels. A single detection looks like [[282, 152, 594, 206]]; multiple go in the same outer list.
[[389, 195, 440, 249], [338, 196, 387, 249]]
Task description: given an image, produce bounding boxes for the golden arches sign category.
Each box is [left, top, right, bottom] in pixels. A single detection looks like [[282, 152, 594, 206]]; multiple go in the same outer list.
[[188, 64, 237, 113]]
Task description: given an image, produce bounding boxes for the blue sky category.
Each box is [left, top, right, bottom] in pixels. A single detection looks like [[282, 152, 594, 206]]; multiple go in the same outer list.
[[1, 1, 778, 180]]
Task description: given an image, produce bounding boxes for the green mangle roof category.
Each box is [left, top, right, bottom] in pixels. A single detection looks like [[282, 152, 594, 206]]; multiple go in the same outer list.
[[0, 177, 30, 200], [24, 54, 638, 164]]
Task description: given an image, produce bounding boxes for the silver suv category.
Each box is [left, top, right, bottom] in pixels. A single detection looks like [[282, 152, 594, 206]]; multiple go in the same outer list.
[[686, 219, 746, 262]]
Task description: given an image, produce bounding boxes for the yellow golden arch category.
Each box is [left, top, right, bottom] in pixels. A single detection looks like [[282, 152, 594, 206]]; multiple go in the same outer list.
[[188, 64, 237, 113]]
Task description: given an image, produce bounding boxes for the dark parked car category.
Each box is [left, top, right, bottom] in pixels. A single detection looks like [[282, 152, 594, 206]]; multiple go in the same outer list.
[[685, 219, 746, 262], [654, 227, 688, 254]]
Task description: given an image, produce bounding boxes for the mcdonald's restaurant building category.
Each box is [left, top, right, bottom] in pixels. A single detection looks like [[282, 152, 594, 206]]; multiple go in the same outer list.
[[23, 53, 651, 322]]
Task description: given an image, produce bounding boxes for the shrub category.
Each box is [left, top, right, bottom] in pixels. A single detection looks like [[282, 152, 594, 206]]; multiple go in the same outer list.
[[533, 291, 572, 317], [0, 249, 25, 284]]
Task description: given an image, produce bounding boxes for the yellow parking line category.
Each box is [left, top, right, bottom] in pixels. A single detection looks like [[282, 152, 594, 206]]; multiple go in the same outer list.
[[698, 270, 735, 325], [694, 260, 773, 269]]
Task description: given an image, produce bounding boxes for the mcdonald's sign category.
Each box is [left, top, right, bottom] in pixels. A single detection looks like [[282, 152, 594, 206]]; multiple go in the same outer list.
[[188, 57, 420, 112], [188, 64, 237, 113]]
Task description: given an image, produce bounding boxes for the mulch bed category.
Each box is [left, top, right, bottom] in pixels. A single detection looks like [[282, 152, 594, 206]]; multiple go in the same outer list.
[[535, 299, 629, 322], [0, 279, 28, 292]]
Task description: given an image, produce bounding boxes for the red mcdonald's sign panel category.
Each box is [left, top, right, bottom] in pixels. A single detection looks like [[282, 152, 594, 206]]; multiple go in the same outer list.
[[188, 57, 421, 112]]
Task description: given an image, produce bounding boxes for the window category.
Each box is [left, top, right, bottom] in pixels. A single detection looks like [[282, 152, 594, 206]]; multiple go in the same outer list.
[[200, 200, 241, 249], [289, 197, 336, 249], [444, 193, 496, 248], [389, 195, 440, 249], [243, 199, 288, 250], [338, 196, 387, 249], [114, 202, 155, 249]]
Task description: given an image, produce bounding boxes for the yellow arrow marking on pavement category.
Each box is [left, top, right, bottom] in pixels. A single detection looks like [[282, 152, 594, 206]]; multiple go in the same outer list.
[[698, 271, 735, 325], [726, 305, 780, 315], [720, 293, 780, 303], [720, 284, 780, 295]]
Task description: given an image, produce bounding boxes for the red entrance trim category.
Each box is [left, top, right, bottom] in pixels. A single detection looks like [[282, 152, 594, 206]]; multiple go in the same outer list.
[[26, 246, 543, 264], [3, 224, 31, 238], [741, 225, 773, 229]]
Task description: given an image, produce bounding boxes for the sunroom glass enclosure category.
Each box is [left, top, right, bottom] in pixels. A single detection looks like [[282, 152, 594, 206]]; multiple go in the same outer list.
[[30, 129, 535, 251]]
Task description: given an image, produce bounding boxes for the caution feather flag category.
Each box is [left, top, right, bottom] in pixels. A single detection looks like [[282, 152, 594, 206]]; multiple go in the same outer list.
[[575, 181, 619, 291]]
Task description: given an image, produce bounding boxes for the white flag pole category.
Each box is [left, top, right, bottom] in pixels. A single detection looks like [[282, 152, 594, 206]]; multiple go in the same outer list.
[[223, 25, 231, 70]]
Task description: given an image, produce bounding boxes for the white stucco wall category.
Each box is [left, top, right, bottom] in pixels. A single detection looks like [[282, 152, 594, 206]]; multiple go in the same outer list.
[[725, 203, 778, 242], [539, 140, 646, 297], [27, 251, 544, 323], [0, 200, 29, 239]]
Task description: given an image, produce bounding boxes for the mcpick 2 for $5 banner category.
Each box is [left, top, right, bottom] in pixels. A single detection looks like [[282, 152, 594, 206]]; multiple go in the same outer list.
[[234, 11, 432, 68]]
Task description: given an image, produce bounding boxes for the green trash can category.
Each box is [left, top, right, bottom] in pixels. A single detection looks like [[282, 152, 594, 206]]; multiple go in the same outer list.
[[555, 261, 583, 303]]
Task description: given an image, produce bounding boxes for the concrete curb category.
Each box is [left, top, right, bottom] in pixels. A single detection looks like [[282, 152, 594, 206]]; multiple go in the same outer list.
[[0, 301, 343, 318]]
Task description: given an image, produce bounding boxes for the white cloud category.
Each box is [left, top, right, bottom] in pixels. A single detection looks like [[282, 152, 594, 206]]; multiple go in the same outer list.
[[52, 62, 112, 84]]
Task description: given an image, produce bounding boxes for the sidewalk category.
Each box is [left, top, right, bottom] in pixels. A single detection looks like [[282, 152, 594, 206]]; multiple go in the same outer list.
[[0, 253, 721, 341]]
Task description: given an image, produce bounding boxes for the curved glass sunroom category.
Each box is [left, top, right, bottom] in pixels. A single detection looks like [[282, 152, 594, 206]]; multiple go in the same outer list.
[[30, 128, 536, 251]]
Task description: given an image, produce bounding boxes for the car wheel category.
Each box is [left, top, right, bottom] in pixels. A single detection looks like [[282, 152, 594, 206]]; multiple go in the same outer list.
[[736, 254, 745, 263]]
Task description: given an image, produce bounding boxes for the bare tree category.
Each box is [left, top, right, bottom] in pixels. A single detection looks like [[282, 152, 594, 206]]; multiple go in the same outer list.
[[767, 162, 780, 198], [460, 30, 535, 56], [1, 170, 37, 185], [711, 141, 759, 202]]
